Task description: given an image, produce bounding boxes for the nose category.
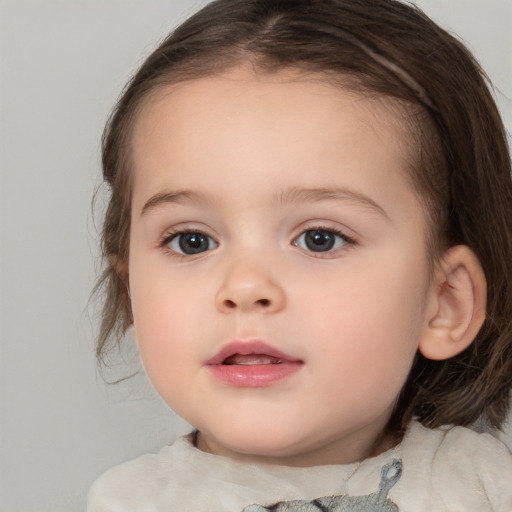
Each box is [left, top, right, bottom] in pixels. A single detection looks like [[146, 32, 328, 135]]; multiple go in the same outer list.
[[215, 258, 286, 314]]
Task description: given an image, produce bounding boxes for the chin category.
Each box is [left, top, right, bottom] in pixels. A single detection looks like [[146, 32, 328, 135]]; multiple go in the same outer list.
[[229, 436, 293, 457], [203, 421, 315, 461]]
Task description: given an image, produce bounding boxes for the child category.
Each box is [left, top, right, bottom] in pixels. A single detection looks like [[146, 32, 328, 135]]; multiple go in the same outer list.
[[88, 0, 512, 510]]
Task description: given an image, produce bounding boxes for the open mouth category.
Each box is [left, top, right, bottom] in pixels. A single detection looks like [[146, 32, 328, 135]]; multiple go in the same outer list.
[[207, 340, 302, 387], [222, 354, 284, 365], [206, 339, 299, 366]]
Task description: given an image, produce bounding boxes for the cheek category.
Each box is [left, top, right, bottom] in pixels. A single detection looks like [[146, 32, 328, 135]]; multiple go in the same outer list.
[[295, 252, 428, 378], [129, 261, 195, 370], [132, 293, 199, 406]]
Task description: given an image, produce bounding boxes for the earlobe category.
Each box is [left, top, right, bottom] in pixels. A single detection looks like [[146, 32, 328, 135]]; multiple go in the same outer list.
[[419, 245, 486, 361]]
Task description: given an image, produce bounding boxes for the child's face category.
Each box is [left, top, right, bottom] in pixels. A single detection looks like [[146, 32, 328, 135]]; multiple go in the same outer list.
[[128, 67, 436, 466]]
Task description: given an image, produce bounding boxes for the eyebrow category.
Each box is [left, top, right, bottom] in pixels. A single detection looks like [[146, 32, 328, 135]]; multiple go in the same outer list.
[[274, 186, 389, 220], [140, 185, 389, 220], [140, 190, 207, 216]]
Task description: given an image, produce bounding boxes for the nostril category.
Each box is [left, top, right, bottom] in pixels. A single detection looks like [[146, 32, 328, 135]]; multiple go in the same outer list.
[[257, 299, 270, 307], [224, 299, 237, 309]]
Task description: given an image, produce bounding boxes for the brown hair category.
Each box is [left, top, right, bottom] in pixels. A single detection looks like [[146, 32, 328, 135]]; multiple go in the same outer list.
[[95, 0, 512, 431]]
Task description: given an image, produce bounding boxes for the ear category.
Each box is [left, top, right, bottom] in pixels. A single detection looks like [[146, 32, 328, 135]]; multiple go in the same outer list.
[[108, 254, 129, 284], [419, 245, 486, 361]]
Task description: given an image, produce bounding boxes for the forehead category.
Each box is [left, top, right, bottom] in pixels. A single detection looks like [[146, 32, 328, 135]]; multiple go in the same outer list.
[[129, 67, 418, 213], [133, 66, 413, 151]]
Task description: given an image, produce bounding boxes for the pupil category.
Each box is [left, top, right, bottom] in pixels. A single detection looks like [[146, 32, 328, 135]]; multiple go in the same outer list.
[[179, 233, 209, 254], [305, 230, 335, 252]]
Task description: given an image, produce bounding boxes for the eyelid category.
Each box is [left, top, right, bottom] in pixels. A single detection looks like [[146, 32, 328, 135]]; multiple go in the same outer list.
[[157, 221, 356, 258], [291, 223, 357, 256], [294, 230, 346, 248], [159, 221, 217, 243], [159, 224, 220, 257], [292, 220, 357, 242]]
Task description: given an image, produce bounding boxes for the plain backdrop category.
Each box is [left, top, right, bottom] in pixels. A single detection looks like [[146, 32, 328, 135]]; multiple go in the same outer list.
[[0, 1, 511, 511]]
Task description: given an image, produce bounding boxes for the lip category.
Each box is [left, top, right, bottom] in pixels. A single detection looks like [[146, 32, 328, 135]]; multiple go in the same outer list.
[[206, 340, 303, 387]]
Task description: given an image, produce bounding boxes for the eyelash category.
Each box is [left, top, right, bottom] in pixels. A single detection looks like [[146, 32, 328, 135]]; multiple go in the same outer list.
[[159, 229, 219, 258], [293, 225, 355, 256], [159, 225, 356, 258]]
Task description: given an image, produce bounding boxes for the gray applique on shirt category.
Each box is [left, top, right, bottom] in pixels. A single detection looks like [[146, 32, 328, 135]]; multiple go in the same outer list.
[[242, 458, 402, 511]]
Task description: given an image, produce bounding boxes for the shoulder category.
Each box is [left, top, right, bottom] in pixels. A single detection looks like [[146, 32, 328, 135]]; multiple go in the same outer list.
[[401, 421, 512, 510], [433, 424, 512, 481], [87, 434, 194, 512], [405, 421, 512, 467]]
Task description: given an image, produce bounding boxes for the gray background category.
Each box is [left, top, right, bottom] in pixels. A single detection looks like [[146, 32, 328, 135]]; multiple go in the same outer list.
[[0, 1, 511, 511]]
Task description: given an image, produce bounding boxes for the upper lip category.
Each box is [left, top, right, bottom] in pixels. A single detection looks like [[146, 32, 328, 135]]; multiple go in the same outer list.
[[206, 340, 302, 365]]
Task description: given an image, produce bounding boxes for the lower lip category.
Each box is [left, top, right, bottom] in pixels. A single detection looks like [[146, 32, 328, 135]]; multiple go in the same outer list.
[[208, 362, 302, 387]]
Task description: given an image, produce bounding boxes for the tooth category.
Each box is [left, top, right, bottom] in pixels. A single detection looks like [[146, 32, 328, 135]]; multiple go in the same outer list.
[[222, 354, 285, 365]]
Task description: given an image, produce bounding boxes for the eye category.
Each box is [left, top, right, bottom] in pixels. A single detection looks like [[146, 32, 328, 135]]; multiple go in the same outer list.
[[167, 231, 218, 255], [294, 228, 349, 253]]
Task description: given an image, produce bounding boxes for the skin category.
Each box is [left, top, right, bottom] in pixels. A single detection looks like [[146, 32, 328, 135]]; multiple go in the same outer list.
[[127, 67, 444, 467]]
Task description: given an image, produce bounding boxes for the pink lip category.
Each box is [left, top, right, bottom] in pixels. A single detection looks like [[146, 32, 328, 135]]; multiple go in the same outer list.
[[206, 340, 303, 387]]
